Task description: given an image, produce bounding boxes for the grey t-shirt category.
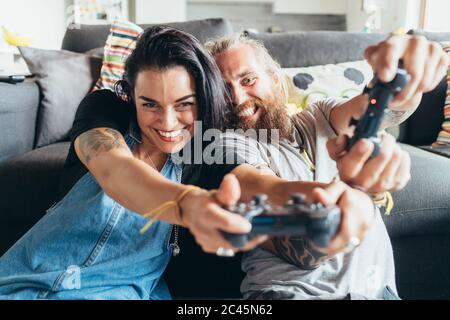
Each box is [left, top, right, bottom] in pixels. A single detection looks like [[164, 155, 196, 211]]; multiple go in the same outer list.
[[216, 98, 397, 300]]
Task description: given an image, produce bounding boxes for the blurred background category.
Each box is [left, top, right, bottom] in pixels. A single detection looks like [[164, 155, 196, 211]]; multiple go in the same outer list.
[[0, 0, 448, 50]]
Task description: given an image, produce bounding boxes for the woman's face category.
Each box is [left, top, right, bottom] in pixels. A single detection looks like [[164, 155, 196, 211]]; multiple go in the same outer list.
[[133, 66, 197, 154]]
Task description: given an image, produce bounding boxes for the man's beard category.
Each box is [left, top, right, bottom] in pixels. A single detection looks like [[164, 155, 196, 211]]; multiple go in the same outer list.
[[228, 92, 293, 142]]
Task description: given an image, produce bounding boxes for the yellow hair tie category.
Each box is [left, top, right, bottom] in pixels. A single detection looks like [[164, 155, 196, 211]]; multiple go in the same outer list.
[[385, 191, 394, 215], [140, 186, 200, 234], [372, 191, 394, 215]]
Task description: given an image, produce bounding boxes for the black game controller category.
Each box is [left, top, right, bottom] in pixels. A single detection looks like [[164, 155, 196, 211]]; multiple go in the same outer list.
[[347, 67, 410, 158], [222, 194, 341, 248]]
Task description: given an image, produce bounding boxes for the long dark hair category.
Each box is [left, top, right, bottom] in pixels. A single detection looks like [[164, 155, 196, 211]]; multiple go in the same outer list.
[[115, 25, 230, 131]]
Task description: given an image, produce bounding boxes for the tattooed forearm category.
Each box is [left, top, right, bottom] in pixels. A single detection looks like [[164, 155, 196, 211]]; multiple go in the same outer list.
[[77, 128, 130, 164], [381, 109, 415, 129], [272, 236, 330, 270]]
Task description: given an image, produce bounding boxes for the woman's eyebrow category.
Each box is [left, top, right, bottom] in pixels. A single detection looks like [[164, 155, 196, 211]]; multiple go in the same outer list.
[[138, 94, 196, 103], [175, 94, 196, 102], [138, 95, 158, 103]]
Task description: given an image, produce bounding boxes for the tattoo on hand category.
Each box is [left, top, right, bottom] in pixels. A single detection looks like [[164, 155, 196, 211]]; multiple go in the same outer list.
[[78, 128, 129, 164], [272, 236, 329, 270]]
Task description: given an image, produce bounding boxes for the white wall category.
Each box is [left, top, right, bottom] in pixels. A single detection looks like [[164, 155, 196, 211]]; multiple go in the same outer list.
[[189, 0, 347, 14], [346, 0, 421, 33], [0, 0, 67, 49], [135, 0, 186, 24], [424, 0, 450, 32], [404, 0, 421, 31], [274, 0, 347, 14]]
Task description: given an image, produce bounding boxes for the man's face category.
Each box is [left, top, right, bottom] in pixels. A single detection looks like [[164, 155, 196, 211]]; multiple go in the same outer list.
[[214, 44, 291, 139]]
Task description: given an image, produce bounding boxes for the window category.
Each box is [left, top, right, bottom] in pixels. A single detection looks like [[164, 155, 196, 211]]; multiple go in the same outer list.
[[421, 0, 450, 31]]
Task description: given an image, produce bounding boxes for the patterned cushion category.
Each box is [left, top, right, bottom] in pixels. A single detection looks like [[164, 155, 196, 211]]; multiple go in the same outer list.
[[93, 20, 143, 91], [283, 60, 374, 115], [434, 42, 450, 146]]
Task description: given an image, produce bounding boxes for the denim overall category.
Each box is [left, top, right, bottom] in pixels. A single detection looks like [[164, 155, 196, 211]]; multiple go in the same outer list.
[[0, 124, 182, 300]]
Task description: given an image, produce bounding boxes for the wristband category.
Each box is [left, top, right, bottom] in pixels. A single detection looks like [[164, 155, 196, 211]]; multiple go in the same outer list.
[[140, 186, 201, 233]]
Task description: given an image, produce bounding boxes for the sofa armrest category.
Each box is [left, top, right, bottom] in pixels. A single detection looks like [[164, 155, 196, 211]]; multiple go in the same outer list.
[[385, 144, 450, 237], [0, 142, 70, 255], [0, 80, 39, 162]]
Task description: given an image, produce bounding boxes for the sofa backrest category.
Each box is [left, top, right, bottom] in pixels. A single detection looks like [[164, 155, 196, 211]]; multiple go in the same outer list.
[[61, 18, 234, 53], [410, 30, 450, 42], [246, 30, 449, 145], [61, 20, 449, 145], [244, 30, 388, 68]]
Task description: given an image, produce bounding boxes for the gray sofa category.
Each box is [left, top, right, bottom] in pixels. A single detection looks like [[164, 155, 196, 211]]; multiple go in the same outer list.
[[0, 18, 449, 299]]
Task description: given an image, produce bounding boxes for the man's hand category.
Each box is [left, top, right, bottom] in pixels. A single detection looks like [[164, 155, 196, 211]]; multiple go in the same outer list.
[[327, 132, 411, 194], [311, 180, 375, 256], [364, 34, 449, 111], [324, 35, 449, 137], [179, 174, 268, 254]]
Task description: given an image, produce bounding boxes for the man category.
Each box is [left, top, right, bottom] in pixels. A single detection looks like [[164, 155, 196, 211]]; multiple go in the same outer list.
[[204, 33, 448, 299]]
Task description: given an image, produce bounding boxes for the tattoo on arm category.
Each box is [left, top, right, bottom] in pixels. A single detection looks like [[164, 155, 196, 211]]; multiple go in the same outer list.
[[272, 236, 330, 270], [77, 128, 130, 164], [381, 109, 415, 128]]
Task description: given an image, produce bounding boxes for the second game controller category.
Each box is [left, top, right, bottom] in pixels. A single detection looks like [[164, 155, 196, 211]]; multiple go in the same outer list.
[[347, 67, 410, 158]]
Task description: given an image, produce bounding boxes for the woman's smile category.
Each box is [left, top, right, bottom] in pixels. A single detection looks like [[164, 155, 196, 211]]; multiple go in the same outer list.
[[153, 128, 186, 142]]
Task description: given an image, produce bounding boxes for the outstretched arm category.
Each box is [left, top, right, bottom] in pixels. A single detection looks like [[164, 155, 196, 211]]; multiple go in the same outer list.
[[329, 34, 449, 136], [328, 93, 420, 137], [75, 128, 268, 253], [75, 127, 188, 224], [230, 165, 374, 269]]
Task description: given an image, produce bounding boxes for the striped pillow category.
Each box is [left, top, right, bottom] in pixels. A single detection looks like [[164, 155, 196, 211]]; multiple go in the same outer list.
[[93, 20, 143, 91], [434, 42, 450, 146]]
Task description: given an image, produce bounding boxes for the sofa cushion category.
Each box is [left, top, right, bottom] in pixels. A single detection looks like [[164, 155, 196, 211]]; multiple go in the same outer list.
[[61, 18, 234, 53], [0, 142, 70, 255], [0, 81, 39, 163], [283, 60, 373, 112], [392, 234, 450, 299], [19, 47, 103, 148], [385, 144, 450, 238], [244, 30, 388, 68], [93, 20, 143, 91]]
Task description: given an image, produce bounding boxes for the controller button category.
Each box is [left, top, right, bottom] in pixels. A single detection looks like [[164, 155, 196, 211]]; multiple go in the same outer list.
[[316, 203, 324, 209], [254, 194, 268, 205], [291, 193, 306, 205]]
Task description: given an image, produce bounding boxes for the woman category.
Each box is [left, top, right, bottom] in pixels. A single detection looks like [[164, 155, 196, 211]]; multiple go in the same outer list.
[[0, 26, 265, 300]]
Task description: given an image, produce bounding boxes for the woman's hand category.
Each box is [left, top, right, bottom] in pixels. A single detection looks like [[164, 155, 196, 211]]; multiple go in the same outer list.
[[311, 180, 375, 256], [178, 174, 268, 254]]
